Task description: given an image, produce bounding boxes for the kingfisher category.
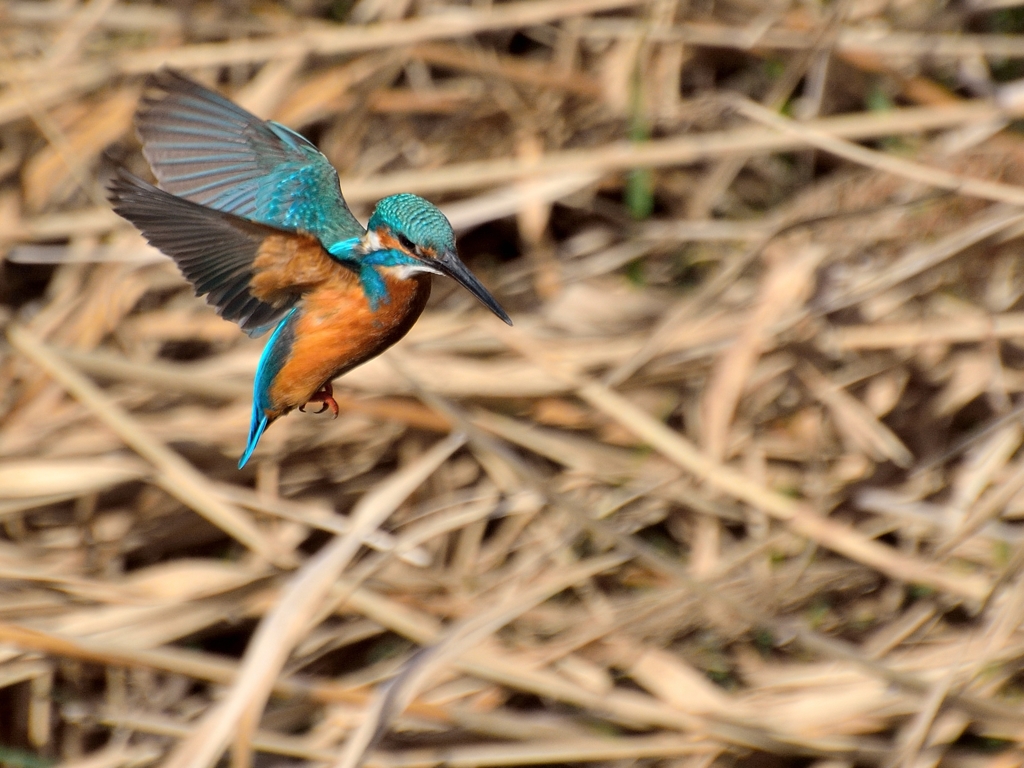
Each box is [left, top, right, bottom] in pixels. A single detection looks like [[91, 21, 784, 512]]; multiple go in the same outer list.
[[109, 70, 511, 468]]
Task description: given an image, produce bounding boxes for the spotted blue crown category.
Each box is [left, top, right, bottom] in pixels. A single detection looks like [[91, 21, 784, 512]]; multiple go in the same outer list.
[[369, 194, 456, 258]]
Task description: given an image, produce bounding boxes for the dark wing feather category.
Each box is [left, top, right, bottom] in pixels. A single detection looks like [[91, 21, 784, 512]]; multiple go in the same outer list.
[[136, 69, 364, 250], [108, 170, 302, 337]]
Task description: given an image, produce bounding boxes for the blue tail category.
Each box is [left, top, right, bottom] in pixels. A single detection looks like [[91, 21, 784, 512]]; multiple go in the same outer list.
[[238, 407, 270, 469], [238, 308, 297, 468]]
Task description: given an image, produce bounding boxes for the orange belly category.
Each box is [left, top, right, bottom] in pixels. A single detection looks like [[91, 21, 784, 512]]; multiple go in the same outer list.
[[267, 272, 430, 416]]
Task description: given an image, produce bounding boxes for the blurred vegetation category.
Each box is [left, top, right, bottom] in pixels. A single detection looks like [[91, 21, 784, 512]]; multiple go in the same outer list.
[[2, 0, 1024, 766]]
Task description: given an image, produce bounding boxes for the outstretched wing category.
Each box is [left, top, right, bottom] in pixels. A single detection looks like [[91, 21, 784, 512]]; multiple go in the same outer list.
[[135, 69, 364, 250], [109, 170, 352, 337]]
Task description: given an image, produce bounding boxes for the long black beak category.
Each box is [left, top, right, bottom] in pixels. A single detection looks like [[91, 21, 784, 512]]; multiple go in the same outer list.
[[436, 251, 512, 325]]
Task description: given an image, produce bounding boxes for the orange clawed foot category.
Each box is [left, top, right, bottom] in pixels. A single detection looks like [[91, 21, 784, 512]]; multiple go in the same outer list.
[[299, 382, 339, 418]]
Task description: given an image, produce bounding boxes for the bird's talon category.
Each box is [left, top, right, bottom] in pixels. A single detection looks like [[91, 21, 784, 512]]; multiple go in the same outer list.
[[325, 395, 340, 419], [302, 382, 340, 418]]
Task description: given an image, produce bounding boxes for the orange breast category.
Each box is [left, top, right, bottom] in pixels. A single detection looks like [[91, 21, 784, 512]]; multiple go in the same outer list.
[[267, 269, 431, 415]]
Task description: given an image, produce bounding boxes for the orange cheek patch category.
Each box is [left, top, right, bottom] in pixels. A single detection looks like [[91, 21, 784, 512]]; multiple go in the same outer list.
[[376, 230, 404, 252], [375, 230, 440, 266]]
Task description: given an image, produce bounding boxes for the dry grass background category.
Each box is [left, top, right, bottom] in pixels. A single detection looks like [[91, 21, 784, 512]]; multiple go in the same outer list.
[[2, 0, 1024, 765]]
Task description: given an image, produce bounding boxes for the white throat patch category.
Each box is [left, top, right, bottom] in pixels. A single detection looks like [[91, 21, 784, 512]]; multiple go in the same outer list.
[[393, 262, 442, 278]]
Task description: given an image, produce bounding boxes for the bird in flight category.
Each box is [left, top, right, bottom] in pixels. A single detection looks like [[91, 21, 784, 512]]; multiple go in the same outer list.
[[109, 70, 511, 468]]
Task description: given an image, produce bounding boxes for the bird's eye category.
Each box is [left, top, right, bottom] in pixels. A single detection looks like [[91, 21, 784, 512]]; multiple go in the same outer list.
[[396, 233, 416, 252]]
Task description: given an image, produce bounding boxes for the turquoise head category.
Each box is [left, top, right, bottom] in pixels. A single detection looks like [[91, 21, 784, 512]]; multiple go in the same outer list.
[[365, 193, 511, 325]]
